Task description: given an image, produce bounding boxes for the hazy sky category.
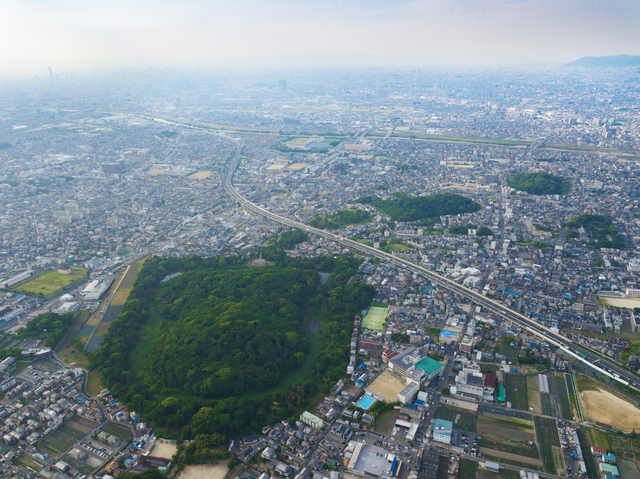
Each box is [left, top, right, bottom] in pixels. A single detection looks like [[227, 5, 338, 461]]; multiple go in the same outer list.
[[1, 0, 640, 74]]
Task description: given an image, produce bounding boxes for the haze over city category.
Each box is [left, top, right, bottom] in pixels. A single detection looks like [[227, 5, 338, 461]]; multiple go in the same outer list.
[[2, 0, 640, 76], [0, 1, 640, 479]]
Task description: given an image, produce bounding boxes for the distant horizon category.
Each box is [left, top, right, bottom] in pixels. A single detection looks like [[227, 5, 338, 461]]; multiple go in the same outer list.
[[2, 52, 639, 81], [1, 0, 639, 79]]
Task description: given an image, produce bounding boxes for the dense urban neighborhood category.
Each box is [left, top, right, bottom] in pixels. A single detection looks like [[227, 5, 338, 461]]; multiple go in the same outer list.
[[0, 65, 639, 479]]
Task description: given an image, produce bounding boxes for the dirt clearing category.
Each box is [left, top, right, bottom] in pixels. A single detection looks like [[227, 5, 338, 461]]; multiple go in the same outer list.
[[150, 441, 177, 459], [368, 371, 405, 402], [179, 461, 229, 479], [188, 170, 213, 179], [580, 388, 640, 431]]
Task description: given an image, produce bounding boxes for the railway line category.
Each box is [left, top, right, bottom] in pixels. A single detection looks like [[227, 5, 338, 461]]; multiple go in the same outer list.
[[139, 113, 640, 393]]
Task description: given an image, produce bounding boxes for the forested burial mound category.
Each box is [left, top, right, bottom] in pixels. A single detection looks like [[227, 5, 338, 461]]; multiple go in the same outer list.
[[356, 192, 481, 222], [95, 254, 375, 446], [507, 172, 571, 195]]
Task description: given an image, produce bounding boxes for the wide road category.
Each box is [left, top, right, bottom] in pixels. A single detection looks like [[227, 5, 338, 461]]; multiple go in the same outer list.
[[139, 113, 640, 393]]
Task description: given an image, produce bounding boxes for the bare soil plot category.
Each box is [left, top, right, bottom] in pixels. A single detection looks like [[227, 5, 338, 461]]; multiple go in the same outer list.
[[179, 461, 229, 479], [188, 170, 213, 179], [150, 441, 177, 459], [368, 370, 405, 402], [599, 297, 640, 309], [580, 388, 640, 431]]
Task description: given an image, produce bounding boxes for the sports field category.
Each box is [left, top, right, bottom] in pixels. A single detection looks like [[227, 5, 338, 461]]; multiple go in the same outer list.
[[368, 370, 405, 402], [15, 267, 86, 297], [363, 305, 388, 331]]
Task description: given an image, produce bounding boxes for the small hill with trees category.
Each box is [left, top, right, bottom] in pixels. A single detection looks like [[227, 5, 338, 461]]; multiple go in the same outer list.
[[357, 193, 481, 222], [95, 252, 375, 446], [507, 172, 571, 195]]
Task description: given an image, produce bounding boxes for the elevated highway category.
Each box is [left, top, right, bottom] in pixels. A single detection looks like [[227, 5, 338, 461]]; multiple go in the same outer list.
[[140, 113, 640, 393]]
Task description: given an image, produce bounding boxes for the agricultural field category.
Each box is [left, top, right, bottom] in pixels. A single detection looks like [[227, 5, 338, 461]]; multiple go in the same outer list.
[[551, 373, 574, 420], [101, 305, 123, 323], [504, 374, 528, 410], [39, 429, 79, 456], [457, 458, 477, 479], [31, 358, 60, 372], [477, 411, 539, 466], [434, 405, 477, 432], [565, 373, 581, 421], [540, 393, 554, 417], [61, 453, 96, 475], [534, 416, 561, 474], [576, 428, 599, 479], [14, 267, 87, 297], [16, 454, 46, 472], [66, 416, 100, 433], [496, 344, 520, 364], [119, 260, 143, 289], [526, 375, 541, 414]]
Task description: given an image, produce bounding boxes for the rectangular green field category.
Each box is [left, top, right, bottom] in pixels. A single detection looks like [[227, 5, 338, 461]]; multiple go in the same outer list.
[[39, 430, 79, 456], [504, 374, 528, 411], [363, 305, 388, 331], [57, 424, 88, 441], [15, 268, 86, 297]]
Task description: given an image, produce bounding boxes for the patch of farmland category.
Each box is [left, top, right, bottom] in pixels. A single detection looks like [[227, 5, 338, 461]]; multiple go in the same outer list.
[[85, 335, 104, 353], [504, 374, 528, 411], [540, 393, 554, 417], [102, 305, 123, 323], [477, 412, 535, 443], [119, 261, 141, 289], [66, 416, 100, 433], [434, 405, 477, 432], [534, 416, 560, 474], [526, 375, 541, 414], [480, 449, 542, 467]]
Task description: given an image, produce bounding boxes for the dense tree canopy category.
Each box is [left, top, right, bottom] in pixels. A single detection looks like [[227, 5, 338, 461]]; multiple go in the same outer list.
[[95, 253, 375, 441], [357, 193, 481, 222], [277, 230, 309, 249], [19, 311, 74, 348], [139, 267, 318, 398], [507, 172, 571, 195]]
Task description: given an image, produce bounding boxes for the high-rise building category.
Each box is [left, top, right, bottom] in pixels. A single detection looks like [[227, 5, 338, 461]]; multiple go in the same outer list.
[[279, 80, 287, 91]]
